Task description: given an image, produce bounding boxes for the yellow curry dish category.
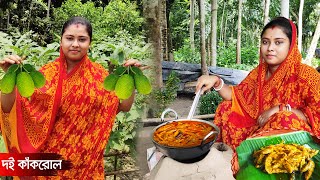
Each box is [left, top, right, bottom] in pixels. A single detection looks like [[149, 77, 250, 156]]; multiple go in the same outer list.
[[153, 121, 216, 148], [253, 143, 319, 180]]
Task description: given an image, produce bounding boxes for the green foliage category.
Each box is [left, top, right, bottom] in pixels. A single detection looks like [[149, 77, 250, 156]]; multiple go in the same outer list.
[[217, 42, 259, 70], [89, 30, 152, 68], [312, 57, 320, 67], [105, 103, 142, 154], [152, 71, 180, 117], [199, 90, 222, 115], [101, 0, 144, 37], [169, 0, 194, 51], [53, 0, 104, 37], [0, 31, 37, 58], [53, 0, 144, 42], [174, 40, 201, 64], [216, 42, 237, 67], [0, 0, 52, 45], [0, 30, 59, 72]]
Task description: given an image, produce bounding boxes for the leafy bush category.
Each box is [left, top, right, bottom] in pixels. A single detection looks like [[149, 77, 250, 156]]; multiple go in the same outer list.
[[312, 57, 320, 67], [153, 71, 181, 117], [101, 0, 144, 37], [174, 40, 201, 64], [105, 104, 142, 154], [199, 90, 222, 115], [53, 0, 144, 41], [0, 30, 59, 75], [53, 0, 104, 38], [241, 45, 259, 65], [217, 42, 259, 68], [90, 30, 152, 69]]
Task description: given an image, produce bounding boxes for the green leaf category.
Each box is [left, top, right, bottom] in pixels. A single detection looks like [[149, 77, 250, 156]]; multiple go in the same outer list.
[[118, 50, 124, 63]]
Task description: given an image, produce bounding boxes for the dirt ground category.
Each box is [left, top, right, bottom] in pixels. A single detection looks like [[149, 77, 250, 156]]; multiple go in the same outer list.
[[136, 93, 195, 178]]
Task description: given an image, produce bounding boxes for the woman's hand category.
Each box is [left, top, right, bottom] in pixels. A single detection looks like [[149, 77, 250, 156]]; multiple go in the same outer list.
[[196, 75, 232, 100], [0, 55, 23, 72], [196, 75, 221, 94], [257, 106, 279, 127], [124, 59, 141, 67], [123, 59, 149, 70]]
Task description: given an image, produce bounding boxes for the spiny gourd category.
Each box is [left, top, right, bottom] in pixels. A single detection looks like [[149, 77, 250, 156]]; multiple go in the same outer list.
[[0, 63, 46, 98], [103, 65, 152, 100]]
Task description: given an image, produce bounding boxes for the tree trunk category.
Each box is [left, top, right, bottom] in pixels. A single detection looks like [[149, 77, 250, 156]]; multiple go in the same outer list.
[[28, 0, 34, 31], [298, 0, 304, 52], [142, 0, 163, 117], [198, 0, 208, 75], [304, 17, 320, 65], [160, 0, 168, 61], [167, 0, 174, 61], [47, 0, 51, 19], [6, 9, 10, 29], [190, 0, 195, 52], [281, 0, 289, 18], [236, 0, 243, 64], [220, 1, 226, 44], [263, 0, 270, 25], [142, 0, 162, 89], [210, 0, 218, 67], [207, 38, 211, 65], [224, 12, 228, 46]]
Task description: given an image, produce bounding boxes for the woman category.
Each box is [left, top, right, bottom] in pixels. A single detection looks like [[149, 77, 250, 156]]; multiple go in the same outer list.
[[0, 17, 141, 178], [196, 17, 320, 172]]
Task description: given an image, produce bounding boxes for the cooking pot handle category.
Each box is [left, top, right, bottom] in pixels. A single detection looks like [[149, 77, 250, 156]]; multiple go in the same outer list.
[[160, 108, 179, 122], [200, 131, 219, 147]]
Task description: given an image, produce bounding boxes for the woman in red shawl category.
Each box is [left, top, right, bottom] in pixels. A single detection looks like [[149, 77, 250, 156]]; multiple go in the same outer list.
[[0, 17, 141, 178], [196, 17, 320, 171]]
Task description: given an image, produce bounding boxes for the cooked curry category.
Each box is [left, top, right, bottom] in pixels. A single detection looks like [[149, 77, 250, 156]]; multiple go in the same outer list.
[[253, 143, 319, 180], [153, 121, 216, 148]]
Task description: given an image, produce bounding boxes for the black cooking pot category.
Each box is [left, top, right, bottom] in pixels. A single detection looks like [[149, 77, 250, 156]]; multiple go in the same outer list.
[[151, 108, 220, 163]]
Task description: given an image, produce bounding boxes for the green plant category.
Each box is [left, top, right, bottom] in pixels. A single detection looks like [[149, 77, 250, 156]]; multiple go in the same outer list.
[[199, 90, 222, 115], [312, 57, 320, 67], [174, 40, 201, 64], [89, 30, 152, 69], [153, 71, 180, 117], [0, 31, 59, 76], [53, 0, 144, 41], [105, 103, 142, 154], [217, 42, 259, 68]]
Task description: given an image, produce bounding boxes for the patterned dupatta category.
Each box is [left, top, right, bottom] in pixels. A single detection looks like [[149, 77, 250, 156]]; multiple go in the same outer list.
[[1, 49, 119, 154]]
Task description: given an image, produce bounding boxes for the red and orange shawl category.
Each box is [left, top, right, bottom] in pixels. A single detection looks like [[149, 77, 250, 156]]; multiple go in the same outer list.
[[214, 19, 320, 167], [0, 51, 119, 178]]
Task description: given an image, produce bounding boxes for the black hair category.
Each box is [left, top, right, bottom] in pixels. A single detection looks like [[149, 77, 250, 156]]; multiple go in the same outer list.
[[61, 16, 92, 41], [261, 17, 292, 44]]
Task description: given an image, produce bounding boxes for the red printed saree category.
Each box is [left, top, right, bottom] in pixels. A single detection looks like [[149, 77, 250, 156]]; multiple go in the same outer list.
[[0, 52, 119, 178], [213, 19, 320, 173]]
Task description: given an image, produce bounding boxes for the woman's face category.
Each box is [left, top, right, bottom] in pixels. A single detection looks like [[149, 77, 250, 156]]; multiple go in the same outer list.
[[260, 26, 290, 68], [61, 24, 90, 62]]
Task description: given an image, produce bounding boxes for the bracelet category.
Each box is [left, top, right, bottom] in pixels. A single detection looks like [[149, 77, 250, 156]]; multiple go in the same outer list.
[[285, 104, 292, 111], [214, 78, 224, 91]]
